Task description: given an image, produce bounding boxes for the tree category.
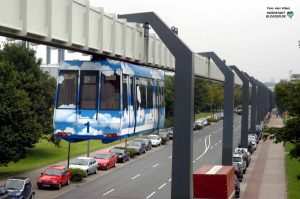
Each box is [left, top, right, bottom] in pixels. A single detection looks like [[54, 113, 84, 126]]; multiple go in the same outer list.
[[164, 75, 175, 127], [0, 43, 57, 166], [264, 80, 300, 160]]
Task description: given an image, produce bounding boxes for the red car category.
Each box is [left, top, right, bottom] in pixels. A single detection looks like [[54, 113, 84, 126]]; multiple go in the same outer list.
[[94, 152, 117, 170], [37, 166, 71, 190]]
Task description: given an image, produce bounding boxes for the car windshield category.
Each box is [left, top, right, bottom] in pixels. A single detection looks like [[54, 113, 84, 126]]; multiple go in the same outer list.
[[147, 135, 157, 140], [233, 157, 242, 162], [5, 179, 24, 191], [128, 142, 140, 147], [72, 158, 89, 166], [43, 168, 62, 176], [95, 154, 111, 159], [110, 148, 124, 154]]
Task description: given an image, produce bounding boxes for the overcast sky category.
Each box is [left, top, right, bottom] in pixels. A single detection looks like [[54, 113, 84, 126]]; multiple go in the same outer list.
[[89, 0, 300, 82]]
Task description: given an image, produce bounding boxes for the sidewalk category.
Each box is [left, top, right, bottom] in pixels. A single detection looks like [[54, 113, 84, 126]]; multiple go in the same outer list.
[[241, 114, 287, 199]]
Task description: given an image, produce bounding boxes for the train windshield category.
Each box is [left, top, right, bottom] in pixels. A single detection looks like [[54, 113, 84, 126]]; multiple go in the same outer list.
[[57, 71, 78, 109], [100, 73, 120, 110]]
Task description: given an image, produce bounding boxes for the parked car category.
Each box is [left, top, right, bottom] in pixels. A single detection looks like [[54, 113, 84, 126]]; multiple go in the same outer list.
[[233, 163, 243, 182], [233, 154, 247, 174], [0, 187, 9, 199], [256, 125, 262, 140], [194, 119, 205, 130], [127, 141, 146, 155], [248, 141, 255, 154], [158, 130, 170, 141], [202, 118, 208, 126], [235, 148, 251, 167], [110, 147, 130, 163], [146, 135, 162, 147], [69, 157, 98, 177], [219, 112, 224, 119], [167, 128, 173, 140], [136, 137, 152, 151], [234, 175, 240, 198], [94, 152, 117, 170], [5, 177, 35, 199], [37, 165, 71, 190], [249, 134, 258, 144]]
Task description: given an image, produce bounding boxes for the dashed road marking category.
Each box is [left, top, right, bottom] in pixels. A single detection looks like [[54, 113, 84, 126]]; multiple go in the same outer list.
[[146, 191, 156, 199], [153, 163, 159, 167], [215, 143, 218, 146], [103, 189, 115, 196], [131, 174, 141, 180], [158, 183, 167, 190], [168, 178, 172, 182], [168, 155, 172, 159]]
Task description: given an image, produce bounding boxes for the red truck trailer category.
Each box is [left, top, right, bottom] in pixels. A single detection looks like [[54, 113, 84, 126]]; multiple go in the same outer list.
[[193, 165, 235, 199]]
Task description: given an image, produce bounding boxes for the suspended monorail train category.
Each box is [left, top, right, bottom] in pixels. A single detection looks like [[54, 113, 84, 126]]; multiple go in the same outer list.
[[54, 58, 165, 143]]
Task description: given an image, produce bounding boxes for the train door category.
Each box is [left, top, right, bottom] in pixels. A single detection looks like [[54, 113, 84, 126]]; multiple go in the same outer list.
[[135, 78, 146, 133], [129, 76, 136, 134], [121, 75, 129, 136], [154, 81, 160, 130], [77, 71, 99, 136]]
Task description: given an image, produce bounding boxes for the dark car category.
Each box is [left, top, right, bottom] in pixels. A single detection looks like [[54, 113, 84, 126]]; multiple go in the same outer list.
[[248, 141, 255, 154], [136, 137, 152, 151], [158, 130, 170, 141], [127, 141, 146, 155], [110, 147, 130, 163], [234, 175, 240, 198], [0, 187, 9, 199], [167, 128, 173, 140], [5, 177, 35, 199], [233, 164, 243, 182]]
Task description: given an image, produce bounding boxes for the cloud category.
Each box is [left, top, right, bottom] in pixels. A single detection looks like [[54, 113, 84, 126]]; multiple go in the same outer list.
[[136, 108, 145, 125], [60, 62, 80, 70], [78, 126, 99, 135], [98, 113, 121, 129], [122, 63, 135, 75], [55, 110, 76, 122], [106, 59, 121, 65], [81, 62, 102, 70], [101, 64, 115, 76], [58, 75, 64, 84]]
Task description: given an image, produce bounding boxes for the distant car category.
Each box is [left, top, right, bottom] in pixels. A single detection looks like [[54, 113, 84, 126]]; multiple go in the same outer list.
[[202, 118, 208, 126], [136, 137, 152, 151], [256, 125, 262, 140], [247, 141, 255, 154], [0, 187, 9, 199], [146, 135, 162, 147], [219, 112, 224, 119], [194, 119, 205, 130], [69, 157, 98, 177], [158, 130, 170, 141], [37, 166, 71, 190], [127, 141, 146, 155], [234, 175, 240, 198], [233, 154, 247, 174], [5, 177, 35, 199], [94, 152, 117, 170], [233, 163, 243, 182], [249, 134, 259, 144], [235, 148, 251, 166], [167, 128, 173, 140], [110, 147, 130, 163]]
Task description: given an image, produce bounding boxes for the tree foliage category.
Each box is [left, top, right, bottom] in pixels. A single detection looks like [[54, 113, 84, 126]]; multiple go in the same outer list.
[[0, 43, 57, 166]]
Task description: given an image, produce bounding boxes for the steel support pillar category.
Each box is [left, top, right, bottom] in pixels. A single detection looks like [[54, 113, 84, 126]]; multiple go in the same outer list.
[[119, 12, 195, 199], [244, 73, 257, 134], [256, 80, 262, 124], [46, 46, 51, 65], [229, 66, 249, 148], [199, 52, 234, 166]]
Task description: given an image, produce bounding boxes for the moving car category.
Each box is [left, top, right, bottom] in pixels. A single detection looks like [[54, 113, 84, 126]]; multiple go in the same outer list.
[[69, 157, 98, 177], [146, 135, 162, 147], [127, 141, 146, 155], [37, 166, 71, 189], [110, 147, 130, 163], [5, 177, 35, 199], [233, 154, 247, 174], [94, 152, 117, 170], [136, 137, 152, 151], [0, 187, 9, 199]]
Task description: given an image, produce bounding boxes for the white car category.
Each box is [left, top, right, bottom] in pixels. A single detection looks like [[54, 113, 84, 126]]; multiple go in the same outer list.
[[69, 157, 98, 177], [248, 137, 257, 150], [233, 154, 247, 174], [146, 134, 162, 147]]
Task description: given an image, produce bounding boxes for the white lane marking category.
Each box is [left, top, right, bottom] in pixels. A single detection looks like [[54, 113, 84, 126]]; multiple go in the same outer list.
[[146, 191, 156, 199], [131, 174, 141, 180], [158, 183, 167, 190], [195, 135, 211, 161], [153, 163, 159, 167], [168, 178, 172, 182], [215, 143, 218, 146], [103, 189, 115, 196], [168, 155, 172, 159]]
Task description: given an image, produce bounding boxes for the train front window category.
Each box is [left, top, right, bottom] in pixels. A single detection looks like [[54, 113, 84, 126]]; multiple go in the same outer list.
[[57, 71, 78, 109], [100, 73, 120, 110], [79, 71, 98, 110]]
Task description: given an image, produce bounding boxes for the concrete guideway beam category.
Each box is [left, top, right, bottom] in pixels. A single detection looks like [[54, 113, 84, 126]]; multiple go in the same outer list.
[[229, 66, 249, 149], [119, 12, 195, 199], [244, 73, 257, 135], [198, 52, 234, 166]]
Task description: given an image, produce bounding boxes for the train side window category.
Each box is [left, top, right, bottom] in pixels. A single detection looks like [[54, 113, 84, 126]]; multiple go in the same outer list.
[[100, 74, 120, 110], [147, 80, 153, 109], [123, 76, 128, 110], [80, 71, 98, 109], [57, 71, 78, 109]]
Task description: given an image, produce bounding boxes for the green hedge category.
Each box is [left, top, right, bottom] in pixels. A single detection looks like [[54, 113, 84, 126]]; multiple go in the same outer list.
[[207, 118, 219, 123], [69, 168, 86, 182], [127, 148, 137, 158]]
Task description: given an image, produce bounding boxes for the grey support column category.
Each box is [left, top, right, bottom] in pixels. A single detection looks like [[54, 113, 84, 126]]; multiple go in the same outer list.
[[244, 73, 257, 134], [229, 66, 249, 148], [46, 46, 51, 65], [119, 12, 195, 199], [198, 52, 234, 166], [256, 80, 262, 124]]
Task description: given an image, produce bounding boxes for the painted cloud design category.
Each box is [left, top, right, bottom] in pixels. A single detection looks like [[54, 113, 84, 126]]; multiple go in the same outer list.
[[97, 113, 120, 129], [55, 110, 76, 122], [122, 63, 135, 75]]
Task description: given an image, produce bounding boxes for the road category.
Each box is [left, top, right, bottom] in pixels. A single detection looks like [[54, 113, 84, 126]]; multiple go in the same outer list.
[[51, 116, 242, 199]]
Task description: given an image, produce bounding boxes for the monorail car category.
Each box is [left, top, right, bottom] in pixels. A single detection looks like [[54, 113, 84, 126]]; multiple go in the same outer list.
[[54, 58, 165, 143]]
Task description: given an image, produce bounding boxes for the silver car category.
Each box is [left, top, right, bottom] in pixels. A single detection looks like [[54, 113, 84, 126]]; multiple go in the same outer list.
[[233, 154, 247, 174], [69, 157, 98, 177]]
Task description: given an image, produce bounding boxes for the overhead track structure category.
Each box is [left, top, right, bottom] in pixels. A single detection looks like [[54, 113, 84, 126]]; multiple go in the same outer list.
[[0, 0, 243, 85]]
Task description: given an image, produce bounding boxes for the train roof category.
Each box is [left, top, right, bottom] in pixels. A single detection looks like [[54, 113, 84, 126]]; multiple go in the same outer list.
[[59, 58, 164, 80]]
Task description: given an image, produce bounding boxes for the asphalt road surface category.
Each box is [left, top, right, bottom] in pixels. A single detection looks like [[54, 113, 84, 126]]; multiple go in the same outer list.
[[51, 116, 242, 199]]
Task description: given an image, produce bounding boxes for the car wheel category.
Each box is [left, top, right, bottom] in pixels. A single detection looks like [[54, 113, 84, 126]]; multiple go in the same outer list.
[[113, 162, 116, 167], [58, 183, 62, 190], [243, 170, 246, 174], [85, 171, 88, 177], [67, 179, 70, 185], [94, 168, 98, 174], [106, 165, 108, 170], [37, 185, 42, 190], [122, 157, 125, 163]]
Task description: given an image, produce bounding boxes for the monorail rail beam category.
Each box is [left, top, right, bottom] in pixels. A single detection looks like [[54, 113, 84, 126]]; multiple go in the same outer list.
[[244, 73, 257, 134], [118, 12, 195, 199], [198, 52, 234, 166], [229, 66, 249, 149]]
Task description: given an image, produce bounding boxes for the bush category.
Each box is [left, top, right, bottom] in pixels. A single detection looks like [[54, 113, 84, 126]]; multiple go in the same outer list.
[[207, 118, 218, 123], [69, 168, 86, 182], [161, 137, 168, 145], [127, 148, 137, 158]]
